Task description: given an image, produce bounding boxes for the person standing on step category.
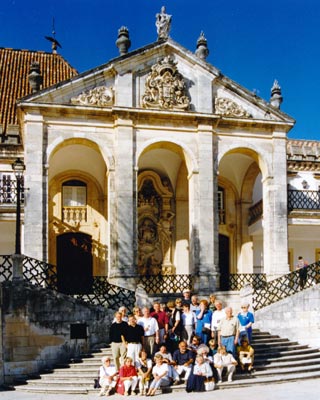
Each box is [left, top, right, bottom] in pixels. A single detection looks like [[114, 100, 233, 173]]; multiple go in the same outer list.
[[210, 299, 225, 342], [150, 301, 169, 345], [237, 303, 254, 343], [125, 315, 144, 364], [218, 307, 239, 357], [296, 256, 308, 289], [182, 288, 192, 305], [110, 311, 128, 371], [137, 306, 160, 358]]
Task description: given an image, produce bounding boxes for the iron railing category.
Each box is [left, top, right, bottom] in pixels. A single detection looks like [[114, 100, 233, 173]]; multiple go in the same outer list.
[[288, 189, 320, 210], [253, 262, 320, 310], [137, 274, 193, 294], [0, 255, 136, 309], [0, 178, 25, 204], [1, 254, 319, 311], [228, 273, 267, 291]]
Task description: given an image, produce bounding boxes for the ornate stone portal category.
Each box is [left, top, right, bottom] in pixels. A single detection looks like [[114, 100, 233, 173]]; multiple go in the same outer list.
[[142, 56, 190, 110], [138, 171, 175, 276]]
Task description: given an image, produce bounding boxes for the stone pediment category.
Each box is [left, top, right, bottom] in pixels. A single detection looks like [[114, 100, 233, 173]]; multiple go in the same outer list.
[[17, 39, 294, 127]]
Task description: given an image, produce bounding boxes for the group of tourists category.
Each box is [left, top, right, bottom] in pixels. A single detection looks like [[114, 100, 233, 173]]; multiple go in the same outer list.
[[98, 291, 255, 396]]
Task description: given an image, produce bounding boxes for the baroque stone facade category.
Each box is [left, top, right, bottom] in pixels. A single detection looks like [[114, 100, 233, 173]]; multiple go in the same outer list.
[[1, 8, 320, 297]]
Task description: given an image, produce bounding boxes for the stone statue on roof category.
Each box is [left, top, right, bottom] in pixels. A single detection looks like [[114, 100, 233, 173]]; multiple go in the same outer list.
[[156, 6, 172, 41]]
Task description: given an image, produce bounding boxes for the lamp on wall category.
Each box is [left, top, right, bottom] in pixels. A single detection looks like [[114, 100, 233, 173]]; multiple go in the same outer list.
[[11, 158, 25, 255]]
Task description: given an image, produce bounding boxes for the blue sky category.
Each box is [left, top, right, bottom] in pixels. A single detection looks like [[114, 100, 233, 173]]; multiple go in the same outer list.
[[1, 0, 320, 140]]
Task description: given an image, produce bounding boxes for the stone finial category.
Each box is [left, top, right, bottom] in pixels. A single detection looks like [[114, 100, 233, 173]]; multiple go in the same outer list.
[[116, 26, 131, 55], [270, 79, 283, 109], [195, 31, 209, 60], [28, 61, 43, 92], [155, 6, 172, 41]]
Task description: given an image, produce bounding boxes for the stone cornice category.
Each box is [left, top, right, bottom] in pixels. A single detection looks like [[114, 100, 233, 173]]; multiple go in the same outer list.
[[287, 160, 320, 172]]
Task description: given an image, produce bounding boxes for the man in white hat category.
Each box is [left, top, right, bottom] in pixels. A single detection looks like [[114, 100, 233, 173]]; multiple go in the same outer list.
[[98, 356, 118, 396], [182, 288, 191, 305]]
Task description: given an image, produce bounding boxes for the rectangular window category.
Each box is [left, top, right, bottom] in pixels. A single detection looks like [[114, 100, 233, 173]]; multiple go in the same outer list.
[[218, 187, 225, 224], [63, 186, 86, 207]]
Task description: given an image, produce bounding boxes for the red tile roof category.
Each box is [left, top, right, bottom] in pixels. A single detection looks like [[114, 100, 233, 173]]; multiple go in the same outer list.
[[0, 47, 78, 137]]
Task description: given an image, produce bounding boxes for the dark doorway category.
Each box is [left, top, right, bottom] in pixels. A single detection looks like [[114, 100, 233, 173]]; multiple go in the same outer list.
[[57, 232, 93, 294], [219, 234, 230, 290]]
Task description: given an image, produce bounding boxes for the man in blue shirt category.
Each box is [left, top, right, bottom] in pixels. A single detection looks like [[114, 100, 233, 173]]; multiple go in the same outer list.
[[172, 341, 194, 382]]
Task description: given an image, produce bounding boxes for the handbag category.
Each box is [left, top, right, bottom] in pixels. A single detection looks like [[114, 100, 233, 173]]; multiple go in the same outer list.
[[202, 327, 211, 335], [204, 378, 215, 391], [93, 377, 101, 389]]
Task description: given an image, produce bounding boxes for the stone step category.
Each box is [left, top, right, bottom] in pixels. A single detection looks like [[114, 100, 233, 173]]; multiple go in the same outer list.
[[15, 369, 320, 394], [254, 349, 320, 363], [13, 329, 320, 394]]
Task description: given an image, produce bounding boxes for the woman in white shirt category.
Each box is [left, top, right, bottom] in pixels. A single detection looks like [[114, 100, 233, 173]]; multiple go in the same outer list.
[[213, 345, 238, 383], [146, 354, 170, 396], [186, 355, 213, 392], [181, 303, 197, 345]]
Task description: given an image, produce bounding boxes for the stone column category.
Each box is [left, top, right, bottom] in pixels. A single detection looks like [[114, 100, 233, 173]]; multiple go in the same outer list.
[[109, 115, 136, 287], [263, 132, 289, 279], [191, 123, 218, 294], [23, 114, 47, 262]]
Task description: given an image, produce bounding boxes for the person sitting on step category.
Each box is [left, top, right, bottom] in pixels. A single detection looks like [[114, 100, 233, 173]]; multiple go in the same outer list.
[[214, 345, 238, 383], [172, 340, 195, 383], [116, 357, 139, 396], [237, 337, 254, 372], [136, 349, 152, 395], [98, 356, 118, 396], [146, 354, 171, 396]]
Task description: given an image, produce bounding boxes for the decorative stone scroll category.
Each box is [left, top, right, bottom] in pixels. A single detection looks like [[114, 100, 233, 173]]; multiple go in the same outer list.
[[215, 97, 250, 118], [71, 86, 114, 107], [142, 56, 190, 110]]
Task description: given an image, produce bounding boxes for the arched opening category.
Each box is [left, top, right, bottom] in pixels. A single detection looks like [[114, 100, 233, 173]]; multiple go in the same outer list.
[[57, 231, 93, 294], [137, 141, 190, 275]]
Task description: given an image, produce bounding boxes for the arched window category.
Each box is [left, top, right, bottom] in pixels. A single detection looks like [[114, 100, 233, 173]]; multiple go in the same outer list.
[[62, 180, 87, 223]]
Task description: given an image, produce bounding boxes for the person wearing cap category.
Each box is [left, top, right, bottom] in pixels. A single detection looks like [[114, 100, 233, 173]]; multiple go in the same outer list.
[[237, 303, 254, 343], [182, 289, 191, 305], [99, 356, 118, 396]]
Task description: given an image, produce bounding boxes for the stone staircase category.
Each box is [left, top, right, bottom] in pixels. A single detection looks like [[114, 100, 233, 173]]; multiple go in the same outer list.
[[14, 330, 320, 394]]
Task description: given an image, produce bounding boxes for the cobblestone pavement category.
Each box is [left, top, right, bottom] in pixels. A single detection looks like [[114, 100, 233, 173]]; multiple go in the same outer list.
[[0, 379, 319, 400]]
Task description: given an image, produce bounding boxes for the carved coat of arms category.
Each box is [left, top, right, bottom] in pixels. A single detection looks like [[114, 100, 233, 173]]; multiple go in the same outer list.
[[142, 56, 190, 110]]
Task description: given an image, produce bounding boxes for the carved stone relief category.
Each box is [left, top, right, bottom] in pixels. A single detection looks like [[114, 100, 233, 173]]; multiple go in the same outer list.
[[138, 171, 175, 276], [142, 56, 190, 110], [215, 97, 250, 118], [71, 86, 114, 107]]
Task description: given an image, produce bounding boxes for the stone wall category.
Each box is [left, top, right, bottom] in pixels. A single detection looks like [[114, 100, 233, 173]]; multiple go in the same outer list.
[[1, 280, 113, 384], [254, 284, 320, 348]]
